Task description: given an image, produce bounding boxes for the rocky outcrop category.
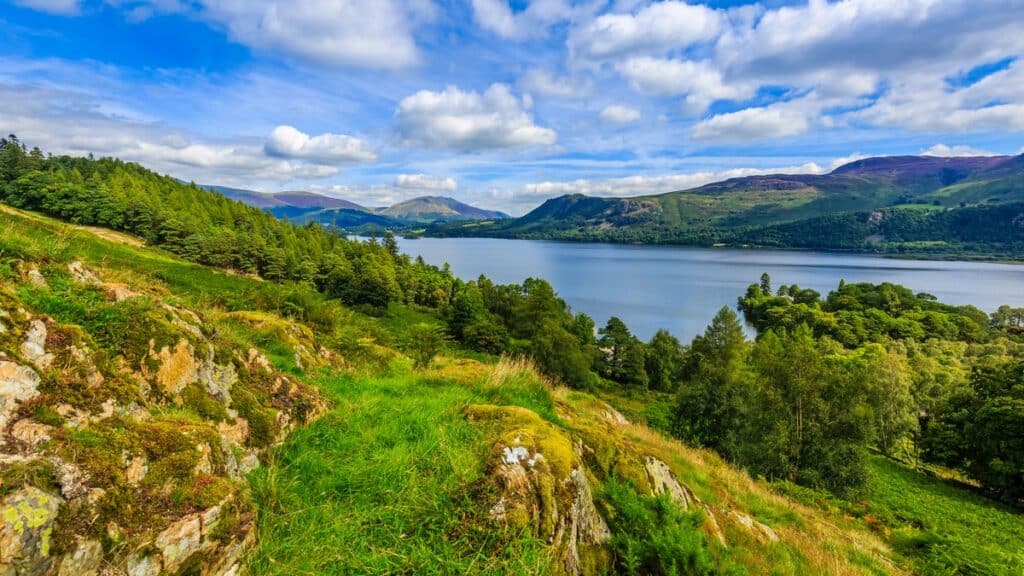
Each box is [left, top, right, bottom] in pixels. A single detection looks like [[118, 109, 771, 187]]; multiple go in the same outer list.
[[468, 404, 611, 576], [1, 261, 325, 575]]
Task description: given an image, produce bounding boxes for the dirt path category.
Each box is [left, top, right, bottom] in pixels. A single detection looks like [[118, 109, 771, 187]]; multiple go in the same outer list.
[[1, 203, 145, 247]]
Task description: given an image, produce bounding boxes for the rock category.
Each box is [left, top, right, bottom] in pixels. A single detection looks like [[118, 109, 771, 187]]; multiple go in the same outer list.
[[26, 267, 47, 289], [103, 283, 138, 302], [125, 454, 148, 486], [20, 320, 54, 370], [154, 514, 202, 573], [125, 551, 161, 576], [10, 419, 52, 447], [0, 486, 64, 576], [247, 348, 273, 374], [67, 261, 101, 286], [732, 511, 779, 543], [193, 443, 212, 475], [151, 340, 198, 397], [599, 403, 629, 426], [0, 360, 40, 430], [643, 457, 697, 510], [562, 468, 612, 576], [202, 527, 255, 576], [57, 539, 103, 576], [703, 505, 727, 547]]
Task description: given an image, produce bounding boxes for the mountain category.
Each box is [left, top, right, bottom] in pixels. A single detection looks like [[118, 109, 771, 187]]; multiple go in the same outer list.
[[204, 185, 507, 230], [429, 154, 1024, 258], [378, 195, 510, 222]]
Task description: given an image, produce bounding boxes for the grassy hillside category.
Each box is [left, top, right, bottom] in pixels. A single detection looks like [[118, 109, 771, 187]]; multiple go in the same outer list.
[[0, 203, 935, 576], [428, 155, 1024, 259]]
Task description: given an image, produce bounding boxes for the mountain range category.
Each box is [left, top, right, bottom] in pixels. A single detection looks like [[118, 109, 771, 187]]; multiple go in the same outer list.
[[205, 185, 509, 229], [427, 154, 1024, 258]]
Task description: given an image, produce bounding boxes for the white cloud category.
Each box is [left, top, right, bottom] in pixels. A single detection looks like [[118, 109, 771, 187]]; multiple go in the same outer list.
[[569, 1, 723, 60], [519, 69, 592, 98], [861, 61, 1024, 132], [0, 81, 360, 186], [119, 0, 430, 68], [394, 174, 458, 191], [615, 57, 754, 113], [691, 100, 813, 142], [395, 83, 557, 150], [265, 125, 377, 164], [12, 0, 81, 15], [471, 0, 572, 40], [599, 104, 640, 124], [922, 144, 997, 157]]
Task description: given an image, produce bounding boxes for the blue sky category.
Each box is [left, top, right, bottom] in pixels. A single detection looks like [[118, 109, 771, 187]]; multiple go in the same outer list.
[[2, 0, 1023, 214]]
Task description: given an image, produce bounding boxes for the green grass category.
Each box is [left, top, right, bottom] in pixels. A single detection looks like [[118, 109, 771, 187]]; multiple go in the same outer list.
[[778, 455, 1024, 575], [245, 363, 558, 575]]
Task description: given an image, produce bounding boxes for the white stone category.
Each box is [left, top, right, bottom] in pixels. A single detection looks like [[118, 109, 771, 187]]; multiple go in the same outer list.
[[0, 360, 40, 429], [20, 320, 54, 370]]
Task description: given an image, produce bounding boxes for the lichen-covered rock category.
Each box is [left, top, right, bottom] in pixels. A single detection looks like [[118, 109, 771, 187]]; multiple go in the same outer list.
[[154, 514, 202, 573], [644, 456, 697, 510], [732, 511, 779, 543], [56, 539, 102, 576], [468, 404, 612, 576], [9, 420, 52, 448], [66, 262, 101, 286], [0, 487, 63, 576], [150, 339, 199, 397], [0, 361, 40, 430]]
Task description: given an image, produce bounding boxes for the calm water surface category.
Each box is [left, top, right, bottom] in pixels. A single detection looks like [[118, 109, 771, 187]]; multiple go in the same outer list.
[[397, 237, 1024, 341]]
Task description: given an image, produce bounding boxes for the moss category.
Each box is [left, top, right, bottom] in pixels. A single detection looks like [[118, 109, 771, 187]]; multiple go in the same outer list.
[[230, 384, 277, 449], [0, 459, 60, 499], [465, 404, 576, 480], [33, 404, 65, 427], [180, 382, 230, 423]]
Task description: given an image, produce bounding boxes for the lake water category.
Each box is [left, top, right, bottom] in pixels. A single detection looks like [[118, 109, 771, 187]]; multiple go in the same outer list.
[[396, 237, 1024, 342]]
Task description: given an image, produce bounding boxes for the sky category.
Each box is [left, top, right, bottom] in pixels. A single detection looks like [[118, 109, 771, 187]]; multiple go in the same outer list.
[[2, 0, 1023, 214]]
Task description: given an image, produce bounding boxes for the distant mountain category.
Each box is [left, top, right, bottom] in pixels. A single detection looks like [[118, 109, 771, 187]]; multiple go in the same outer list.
[[378, 196, 509, 222], [427, 154, 1024, 258], [204, 185, 508, 231]]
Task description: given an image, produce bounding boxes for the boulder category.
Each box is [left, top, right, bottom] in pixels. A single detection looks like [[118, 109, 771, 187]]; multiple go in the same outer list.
[[0, 487, 64, 576]]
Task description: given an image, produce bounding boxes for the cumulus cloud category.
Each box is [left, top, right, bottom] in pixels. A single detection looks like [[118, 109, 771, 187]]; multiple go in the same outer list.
[[0, 81, 365, 186], [615, 57, 754, 113], [599, 105, 640, 124], [395, 83, 557, 150], [471, 0, 572, 40], [264, 125, 377, 164], [100, 0, 430, 68], [394, 174, 458, 191], [519, 69, 592, 98], [691, 100, 813, 142], [569, 1, 723, 60]]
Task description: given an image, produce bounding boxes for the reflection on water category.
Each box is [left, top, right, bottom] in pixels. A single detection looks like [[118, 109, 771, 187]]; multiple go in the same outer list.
[[397, 237, 1024, 342]]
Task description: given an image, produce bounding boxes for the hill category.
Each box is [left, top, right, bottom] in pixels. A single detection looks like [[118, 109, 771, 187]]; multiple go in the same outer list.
[[428, 154, 1024, 259], [203, 184, 507, 230], [379, 195, 510, 222]]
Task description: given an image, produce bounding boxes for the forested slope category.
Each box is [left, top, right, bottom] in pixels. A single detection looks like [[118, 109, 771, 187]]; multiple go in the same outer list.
[[427, 154, 1024, 259]]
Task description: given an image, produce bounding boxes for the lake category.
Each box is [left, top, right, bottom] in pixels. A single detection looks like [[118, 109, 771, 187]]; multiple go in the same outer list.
[[396, 237, 1024, 342]]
